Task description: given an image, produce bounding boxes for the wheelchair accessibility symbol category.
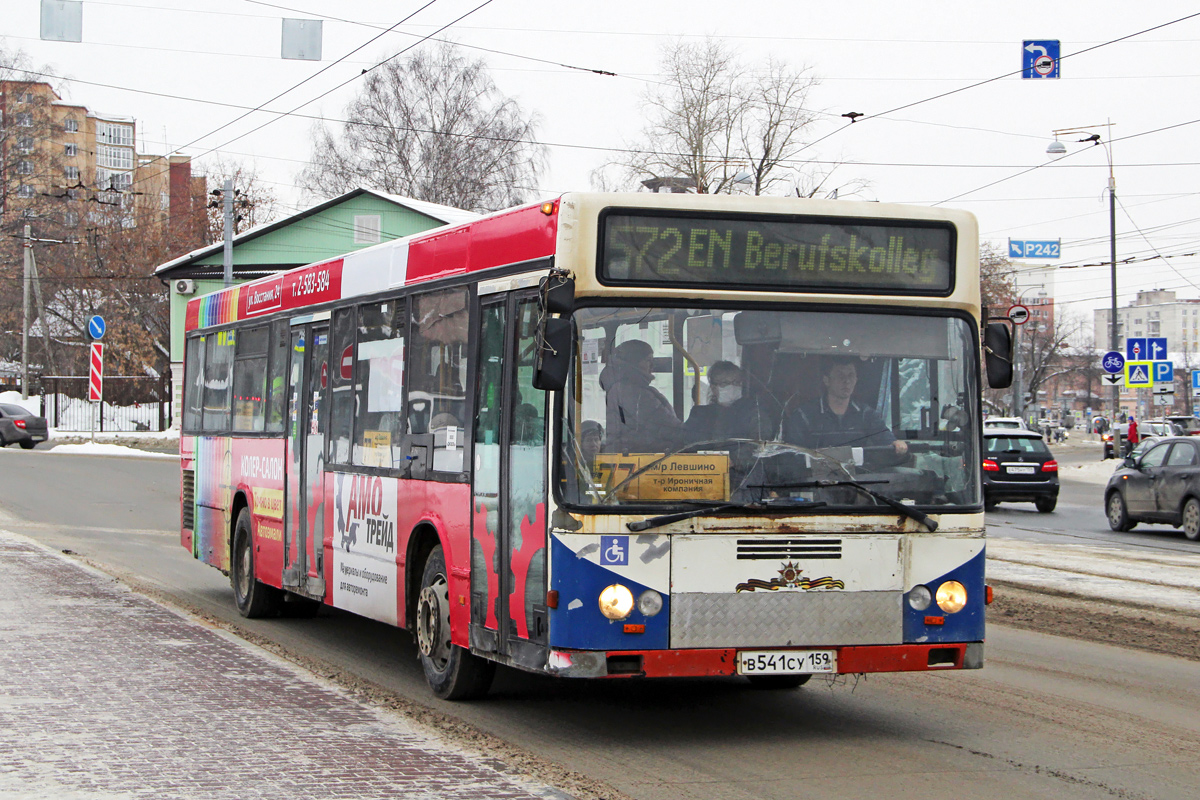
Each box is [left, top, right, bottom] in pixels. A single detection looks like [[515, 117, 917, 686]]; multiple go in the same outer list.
[[600, 535, 629, 566]]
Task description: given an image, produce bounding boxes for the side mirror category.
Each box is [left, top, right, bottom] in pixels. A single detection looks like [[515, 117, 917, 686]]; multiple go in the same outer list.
[[533, 317, 573, 391], [540, 270, 574, 315], [983, 322, 1013, 389], [1123, 455, 1136, 469]]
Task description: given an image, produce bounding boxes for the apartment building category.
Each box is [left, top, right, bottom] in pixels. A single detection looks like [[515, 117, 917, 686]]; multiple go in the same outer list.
[[1093, 289, 1200, 356], [0, 80, 203, 231]]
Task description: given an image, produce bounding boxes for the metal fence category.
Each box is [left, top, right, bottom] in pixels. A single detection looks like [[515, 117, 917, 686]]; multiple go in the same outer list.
[[41, 376, 171, 432]]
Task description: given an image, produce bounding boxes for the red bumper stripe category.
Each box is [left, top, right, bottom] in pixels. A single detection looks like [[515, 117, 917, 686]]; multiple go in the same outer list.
[[596, 643, 972, 678]]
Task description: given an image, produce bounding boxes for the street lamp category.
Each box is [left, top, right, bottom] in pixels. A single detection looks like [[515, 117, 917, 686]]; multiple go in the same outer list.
[[1047, 121, 1117, 420]]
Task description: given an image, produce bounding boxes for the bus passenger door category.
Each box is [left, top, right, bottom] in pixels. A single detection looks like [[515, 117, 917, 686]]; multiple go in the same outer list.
[[284, 323, 329, 597], [471, 295, 548, 667]]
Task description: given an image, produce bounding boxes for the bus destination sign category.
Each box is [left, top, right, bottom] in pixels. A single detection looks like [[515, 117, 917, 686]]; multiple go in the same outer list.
[[600, 212, 955, 294]]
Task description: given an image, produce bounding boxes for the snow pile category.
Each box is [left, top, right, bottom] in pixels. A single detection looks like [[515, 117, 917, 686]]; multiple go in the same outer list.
[[47, 442, 177, 459], [988, 537, 1200, 614], [0, 391, 39, 414], [1057, 459, 1120, 486]]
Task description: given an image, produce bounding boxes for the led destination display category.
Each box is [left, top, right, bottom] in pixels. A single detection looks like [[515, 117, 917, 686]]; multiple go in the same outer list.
[[600, 212, 955, 294]]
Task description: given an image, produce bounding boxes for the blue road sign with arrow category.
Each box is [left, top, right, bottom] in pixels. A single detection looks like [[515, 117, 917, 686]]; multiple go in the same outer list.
[[1126, 338, 1148, 361], [88, 315, 105, 340], [1022, 40, 1060, 79], [1148, 337, 1168, 360], [1101, 351, 1124, 374]]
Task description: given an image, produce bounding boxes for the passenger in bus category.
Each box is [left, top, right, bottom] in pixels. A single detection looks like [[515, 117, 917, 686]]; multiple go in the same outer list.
[[599, 340, 685, 453], [783, 356, 908, 457], [684, 361, 777, 441]]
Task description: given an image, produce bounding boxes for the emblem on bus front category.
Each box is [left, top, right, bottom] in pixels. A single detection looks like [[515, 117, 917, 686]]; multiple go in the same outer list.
[[735, 562, 845, 593]]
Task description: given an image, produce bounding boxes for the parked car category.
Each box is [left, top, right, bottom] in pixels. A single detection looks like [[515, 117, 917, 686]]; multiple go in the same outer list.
[[1166, 415, 1200, 436], [1105, 436, 1200, 540], [983, 417, 1025, 430], [983, 429, 1059, 512], [1102, 423, 1129, 459], [0, 403, 48, 449]]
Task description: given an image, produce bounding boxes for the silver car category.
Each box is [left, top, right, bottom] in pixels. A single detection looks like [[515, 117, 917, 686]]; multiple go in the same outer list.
[[0, 403, 49, 449]]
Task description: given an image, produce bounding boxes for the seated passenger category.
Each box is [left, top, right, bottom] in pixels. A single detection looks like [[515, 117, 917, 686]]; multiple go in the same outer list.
[[783, 356, 908, 457], [599, 340, 685, 453], [685, 361, 777, 441]]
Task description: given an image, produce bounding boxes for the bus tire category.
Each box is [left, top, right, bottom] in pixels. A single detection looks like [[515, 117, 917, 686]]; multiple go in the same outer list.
[[231, 508, 282, 618], [746, 674, 812, 690], [416, 544, 495, 700]]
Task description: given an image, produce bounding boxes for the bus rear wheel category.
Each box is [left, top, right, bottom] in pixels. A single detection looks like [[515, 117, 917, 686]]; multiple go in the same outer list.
[[746, 674, 812, 690], [416, 545, 495, 700], [231, 509, 282, 618]]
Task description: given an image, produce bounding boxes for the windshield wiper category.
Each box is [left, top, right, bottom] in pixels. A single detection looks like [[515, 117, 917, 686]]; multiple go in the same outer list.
[[626, 499, 826, 532], [769, 479, 938, 532]]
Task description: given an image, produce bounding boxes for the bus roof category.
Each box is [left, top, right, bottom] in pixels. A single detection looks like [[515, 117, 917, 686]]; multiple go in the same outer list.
[[185, 192, 979, 332]]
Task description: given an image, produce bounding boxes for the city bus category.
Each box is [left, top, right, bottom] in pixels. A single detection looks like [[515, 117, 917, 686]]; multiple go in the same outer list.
[[179, 192, 1013, 699]]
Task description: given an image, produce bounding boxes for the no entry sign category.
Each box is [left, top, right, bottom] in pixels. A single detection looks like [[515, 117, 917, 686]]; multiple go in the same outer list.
[[89, 342, 103, 401]]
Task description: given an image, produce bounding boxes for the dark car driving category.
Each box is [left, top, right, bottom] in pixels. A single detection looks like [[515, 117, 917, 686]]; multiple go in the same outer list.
[[1105, 436, 1200, 541], [983, 429, 1059, 512], [0, 403, 48, 449]]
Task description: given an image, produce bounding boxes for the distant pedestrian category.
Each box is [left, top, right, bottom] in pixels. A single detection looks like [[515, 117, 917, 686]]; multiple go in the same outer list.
[[1128, 416, 1139, 446]]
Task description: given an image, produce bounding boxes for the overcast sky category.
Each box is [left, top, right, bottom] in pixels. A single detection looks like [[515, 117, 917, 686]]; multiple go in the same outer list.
[[8, 1, 1200, 329]]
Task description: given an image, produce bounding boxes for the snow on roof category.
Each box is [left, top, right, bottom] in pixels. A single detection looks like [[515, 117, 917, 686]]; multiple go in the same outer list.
[[365, 190, 481, 226]]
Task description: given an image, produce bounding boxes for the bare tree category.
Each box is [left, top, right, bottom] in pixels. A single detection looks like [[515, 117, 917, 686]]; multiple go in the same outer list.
[[298, 41, 545, 213], [601, 38, 820, 196], [979, 243, 1015, 315], [199, 157, 280, 242]]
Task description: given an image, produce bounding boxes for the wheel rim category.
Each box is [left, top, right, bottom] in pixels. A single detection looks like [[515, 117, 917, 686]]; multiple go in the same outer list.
[[235, 536, 251, 601], [1108, 494, 1124, 527], [417, 573, 451, 669], [1185, 502, 1200, 538]]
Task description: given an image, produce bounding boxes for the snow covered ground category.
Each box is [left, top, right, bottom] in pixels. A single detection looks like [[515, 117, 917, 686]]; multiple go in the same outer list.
[[46, 442, 177, 459]]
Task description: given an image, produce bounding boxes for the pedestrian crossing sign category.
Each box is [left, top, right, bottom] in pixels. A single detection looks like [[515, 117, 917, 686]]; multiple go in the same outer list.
[[1126, 361, 1152, 387]]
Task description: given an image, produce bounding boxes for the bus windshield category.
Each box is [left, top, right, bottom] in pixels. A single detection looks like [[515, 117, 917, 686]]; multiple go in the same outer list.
[[560, 305, 980, 511]]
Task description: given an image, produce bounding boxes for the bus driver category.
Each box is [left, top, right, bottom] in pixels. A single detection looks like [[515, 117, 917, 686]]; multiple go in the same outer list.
[[783, 356, 909, 458]]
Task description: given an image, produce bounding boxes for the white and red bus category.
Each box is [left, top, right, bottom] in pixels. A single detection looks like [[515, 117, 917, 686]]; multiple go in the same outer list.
[[180, 192, 1012, 699]]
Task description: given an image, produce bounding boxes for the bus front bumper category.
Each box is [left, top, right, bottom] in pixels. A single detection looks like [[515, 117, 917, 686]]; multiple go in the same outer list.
[[545, 642, 984, 678]]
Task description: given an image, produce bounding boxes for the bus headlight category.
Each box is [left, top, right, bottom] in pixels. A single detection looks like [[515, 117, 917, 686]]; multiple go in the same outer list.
[[598, 584, 635, 620], [637, 589, 663, 617], [936, 580, 968, 614], [907, 585, 932, 611]]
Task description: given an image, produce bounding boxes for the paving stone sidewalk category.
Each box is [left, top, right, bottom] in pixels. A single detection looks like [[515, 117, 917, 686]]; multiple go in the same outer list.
[[0, 531, 566, 800]]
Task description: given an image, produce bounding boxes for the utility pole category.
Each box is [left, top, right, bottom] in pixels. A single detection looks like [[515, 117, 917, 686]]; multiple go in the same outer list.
[[222, 177, 234, 288], [21, 225, 31, 400]]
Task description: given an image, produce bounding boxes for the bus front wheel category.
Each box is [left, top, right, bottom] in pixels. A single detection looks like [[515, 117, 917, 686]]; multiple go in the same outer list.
[[416, 544, 495, 700], [231, 509, 282, 618]]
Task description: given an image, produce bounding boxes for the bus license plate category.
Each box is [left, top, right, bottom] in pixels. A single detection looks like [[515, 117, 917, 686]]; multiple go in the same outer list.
[[736, 650, 837, 675]]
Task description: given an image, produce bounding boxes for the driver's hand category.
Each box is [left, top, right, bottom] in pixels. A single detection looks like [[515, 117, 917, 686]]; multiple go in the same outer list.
[[893, 439, 909, 457]]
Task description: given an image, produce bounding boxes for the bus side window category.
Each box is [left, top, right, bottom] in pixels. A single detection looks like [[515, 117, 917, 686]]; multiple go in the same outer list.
[[183, 335, 205, 432], [232, 325, 269, 432], [353, 299, 406, 469], [409, 288, 469, 475], [202, 329, 235, 432], [264, 320, 288, 433], [328, 307, 355, 464]]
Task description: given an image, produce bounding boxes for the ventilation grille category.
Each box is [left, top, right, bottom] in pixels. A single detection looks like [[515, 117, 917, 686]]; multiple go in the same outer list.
[[736, 538, 842, 560], [181, 469, 195, 530]]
